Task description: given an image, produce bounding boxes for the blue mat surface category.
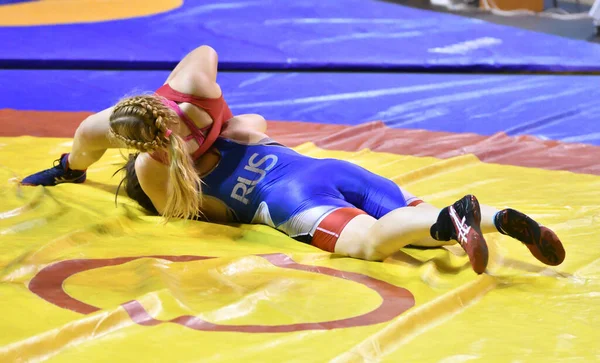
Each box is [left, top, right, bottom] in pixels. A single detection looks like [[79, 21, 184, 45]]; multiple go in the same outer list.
[[2, 0, 600, 72], [2, 70, 599, 145]]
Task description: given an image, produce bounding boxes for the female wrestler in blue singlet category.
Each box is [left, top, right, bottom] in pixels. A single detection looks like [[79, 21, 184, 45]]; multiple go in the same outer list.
[[123, 126, 566, 275]]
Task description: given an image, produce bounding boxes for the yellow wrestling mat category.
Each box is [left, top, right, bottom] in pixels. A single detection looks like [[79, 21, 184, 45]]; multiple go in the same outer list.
[[1, 136, 598, 362]]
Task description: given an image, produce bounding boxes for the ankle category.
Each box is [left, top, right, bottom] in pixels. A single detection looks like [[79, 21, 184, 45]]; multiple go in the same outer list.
[[493, 210, 508, 235], [64, 153, 87, 172], [430, 207, 453, 241]]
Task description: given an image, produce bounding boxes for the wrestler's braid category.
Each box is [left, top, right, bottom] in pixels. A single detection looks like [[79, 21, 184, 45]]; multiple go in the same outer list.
[[110, 95, 172, 152], [109, 94, 202, 222]]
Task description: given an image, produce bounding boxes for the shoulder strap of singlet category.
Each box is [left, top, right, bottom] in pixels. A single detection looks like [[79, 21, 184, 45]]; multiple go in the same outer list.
[[155, 84, 232, 159], [160, 98, 208, 144]]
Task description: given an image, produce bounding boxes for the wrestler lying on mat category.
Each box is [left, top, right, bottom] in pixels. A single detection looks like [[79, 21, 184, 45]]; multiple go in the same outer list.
[[115, 114, 565, 275], [21, 45, 264, 220], [19, 43, 565, 274]]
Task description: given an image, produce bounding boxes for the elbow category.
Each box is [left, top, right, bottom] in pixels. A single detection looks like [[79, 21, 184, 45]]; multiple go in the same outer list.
[[198, 45, 218, 70], [253, 114, 267, 133], [200, 45, 217, 58]]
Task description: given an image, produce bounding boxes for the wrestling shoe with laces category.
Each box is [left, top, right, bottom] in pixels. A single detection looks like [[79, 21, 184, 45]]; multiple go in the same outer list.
[[431, 195, 489, 274], [21, 153, 86, 186], [495, 209, 565, 266]]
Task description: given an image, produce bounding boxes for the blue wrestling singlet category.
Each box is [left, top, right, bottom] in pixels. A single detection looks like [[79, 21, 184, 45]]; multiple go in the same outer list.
[[201, 138, 418, 241]]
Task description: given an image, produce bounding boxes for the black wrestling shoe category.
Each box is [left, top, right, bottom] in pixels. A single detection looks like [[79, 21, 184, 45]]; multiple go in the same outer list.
[[432, 195, 489, 274], [495, 209, 565, 266]]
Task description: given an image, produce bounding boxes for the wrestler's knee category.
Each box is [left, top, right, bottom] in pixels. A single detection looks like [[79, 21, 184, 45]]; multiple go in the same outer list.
[[334, 213, 383, 261], [73, 110, 125, 150], [74, 115, 106, 145]]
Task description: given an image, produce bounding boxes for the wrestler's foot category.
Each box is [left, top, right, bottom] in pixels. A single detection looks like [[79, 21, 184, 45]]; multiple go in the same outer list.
[[495, 209, 565, 266], [431, 195, 489, 274], [449, 195, 489, 274], [21, 153, 87, 186]]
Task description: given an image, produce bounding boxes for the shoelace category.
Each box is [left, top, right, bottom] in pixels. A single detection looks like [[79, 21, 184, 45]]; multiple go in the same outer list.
[[51, 157, 64, 169], [33, 157, 65, 178], [449, 206, 471, 245], [39, 157, 80, 182]]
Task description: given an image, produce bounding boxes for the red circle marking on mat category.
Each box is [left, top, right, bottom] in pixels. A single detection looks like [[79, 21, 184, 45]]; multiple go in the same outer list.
[[28, 253, 415, 332]]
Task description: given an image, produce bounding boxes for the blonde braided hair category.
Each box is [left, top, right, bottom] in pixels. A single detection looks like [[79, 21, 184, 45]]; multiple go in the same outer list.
[[109, 96, 171, 151], [109, 94, 202, 221]]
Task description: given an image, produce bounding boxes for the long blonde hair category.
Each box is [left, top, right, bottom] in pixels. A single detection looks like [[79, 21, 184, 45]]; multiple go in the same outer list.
[[109, 94, 202, 221]]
